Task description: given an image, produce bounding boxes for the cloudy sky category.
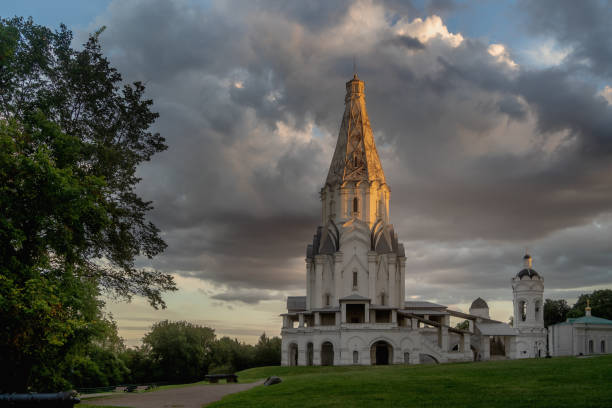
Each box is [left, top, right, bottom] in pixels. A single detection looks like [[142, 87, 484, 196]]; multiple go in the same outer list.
[[4, 0, 612, 346]]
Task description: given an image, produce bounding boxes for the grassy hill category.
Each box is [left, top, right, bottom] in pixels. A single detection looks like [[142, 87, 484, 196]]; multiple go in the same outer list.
[[209, 355, 612, 408]]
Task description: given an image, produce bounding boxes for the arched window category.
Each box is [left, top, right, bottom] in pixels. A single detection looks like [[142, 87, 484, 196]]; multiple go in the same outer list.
[[325, 294, 331, 306], [589, 340, 594, 354], [353, 350, 359, 364], [353, 197, 359, 214], [352, 271, 358, 289], [535, 300, 541, 321], [601, 340, 606, 353], [380, 292, 386, 306], [519, 301, 527, 321]]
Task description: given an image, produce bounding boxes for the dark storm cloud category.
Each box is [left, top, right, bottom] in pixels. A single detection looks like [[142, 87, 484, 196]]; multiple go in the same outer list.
[[388, 35, 426, 50], [519, 0, 612, 78], [85, 0, 612, 305], [516, 68, 612, 155], [210, 288, 283, 305]]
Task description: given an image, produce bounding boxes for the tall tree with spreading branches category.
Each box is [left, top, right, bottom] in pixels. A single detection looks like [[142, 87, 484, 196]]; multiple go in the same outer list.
[[0, 17, 175, 392]]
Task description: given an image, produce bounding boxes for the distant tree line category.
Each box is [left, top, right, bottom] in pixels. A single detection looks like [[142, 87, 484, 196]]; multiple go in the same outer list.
[[64, 320, 281, 389]]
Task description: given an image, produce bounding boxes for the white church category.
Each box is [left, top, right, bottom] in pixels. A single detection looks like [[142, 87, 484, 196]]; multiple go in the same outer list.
[[280, 74, 551, 366]]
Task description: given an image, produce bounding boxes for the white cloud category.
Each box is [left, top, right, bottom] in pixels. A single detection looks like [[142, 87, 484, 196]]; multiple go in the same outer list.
[[488, 43, 518, 70], [395, 15, 464, 47]]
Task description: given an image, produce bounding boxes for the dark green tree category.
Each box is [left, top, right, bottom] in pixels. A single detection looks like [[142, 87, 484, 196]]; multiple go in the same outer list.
[[253, 333, 281, 367], [209, 337, 254, 374], [119, 346, 157, 384], [567, 290, 612, 320], [455, 320, 469, 331], [0, 17, 175, 392], [64, 318, 130, 388], [143, 321, 216, 383], [543, 299, 571, 327]]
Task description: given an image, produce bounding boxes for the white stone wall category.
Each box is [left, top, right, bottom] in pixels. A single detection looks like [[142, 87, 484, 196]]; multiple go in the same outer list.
[[281, 327, 473, 366], [548, 324, 612, 356]]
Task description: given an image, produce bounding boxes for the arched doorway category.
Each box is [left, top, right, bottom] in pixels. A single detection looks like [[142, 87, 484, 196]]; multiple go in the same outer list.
[[370, 340, 393, 365], [321, 342, 334, 366], [307, 342, 313, 366], [288, 343, 298, 366]]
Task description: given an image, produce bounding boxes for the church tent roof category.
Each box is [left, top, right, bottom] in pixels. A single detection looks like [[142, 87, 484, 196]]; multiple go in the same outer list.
[[325, 74, 385, 186]]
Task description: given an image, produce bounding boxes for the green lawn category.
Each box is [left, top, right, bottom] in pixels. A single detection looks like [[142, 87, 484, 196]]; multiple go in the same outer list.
[[208, 355, 612, 408]]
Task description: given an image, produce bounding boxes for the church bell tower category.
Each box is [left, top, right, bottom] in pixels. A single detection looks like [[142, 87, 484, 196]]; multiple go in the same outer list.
[[512, 252, 546, 358]]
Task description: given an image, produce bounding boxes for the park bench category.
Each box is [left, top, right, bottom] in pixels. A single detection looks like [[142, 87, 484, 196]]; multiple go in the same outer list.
[[124, 385, 138, 392], [204, 374, 238, 383]]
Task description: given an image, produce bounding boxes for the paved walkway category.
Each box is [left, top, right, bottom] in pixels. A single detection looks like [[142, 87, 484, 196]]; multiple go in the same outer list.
[[81, 381, 264, 408]]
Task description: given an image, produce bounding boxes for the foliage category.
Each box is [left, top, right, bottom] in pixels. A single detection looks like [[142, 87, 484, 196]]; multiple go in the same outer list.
[[209, 337, 254, 374], [253, 333, 282, 367], [0, 16, 174, 308], [118, 346, 157, 384], [143, 320, 216, 383], [0, 17, 174, 392], [117, 327, 281, 384], [64, 319, 130, 388], [209, 356, 612, 408], [567, 290, 612, 320], [544, 299, 571, 327], [455, 320, 469, 330]]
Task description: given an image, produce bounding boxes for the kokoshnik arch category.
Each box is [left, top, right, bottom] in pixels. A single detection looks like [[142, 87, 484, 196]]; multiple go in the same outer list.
[[280, 74, 551, 366]]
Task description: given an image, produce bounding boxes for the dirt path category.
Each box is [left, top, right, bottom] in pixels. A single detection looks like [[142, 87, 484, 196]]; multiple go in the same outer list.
[[81, 380, 264, 408]]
